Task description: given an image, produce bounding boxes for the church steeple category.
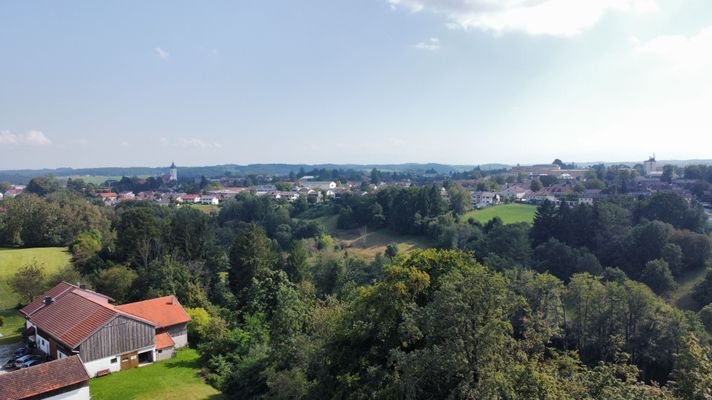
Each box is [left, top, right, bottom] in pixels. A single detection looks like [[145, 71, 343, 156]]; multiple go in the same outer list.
[[170, 162, 177, 181]]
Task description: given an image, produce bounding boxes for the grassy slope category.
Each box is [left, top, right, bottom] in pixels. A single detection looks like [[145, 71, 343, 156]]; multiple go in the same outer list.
[[670, 267, 708, 311], [463, 204, 538, 225], [89, 349, 223, 400], [312, 214, 431, 259], [0, 247, 71, 309]]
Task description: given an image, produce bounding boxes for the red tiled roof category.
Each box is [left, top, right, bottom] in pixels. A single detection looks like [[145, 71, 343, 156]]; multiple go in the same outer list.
[[116, 296, 191, 328], [30, 291, 120, 349], [19, 282, 113, 317], [28, 289, 154, 349], [155, 332, 175, 350], [98, 192, 118, 197], [0, 355, 89, 400]]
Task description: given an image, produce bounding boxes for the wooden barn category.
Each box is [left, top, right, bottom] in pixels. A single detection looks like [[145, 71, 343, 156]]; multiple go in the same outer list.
[[19, 282, 190, 377]]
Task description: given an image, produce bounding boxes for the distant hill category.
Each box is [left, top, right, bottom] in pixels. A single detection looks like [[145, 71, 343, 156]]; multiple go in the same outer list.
[[0, 163, 511, 184]]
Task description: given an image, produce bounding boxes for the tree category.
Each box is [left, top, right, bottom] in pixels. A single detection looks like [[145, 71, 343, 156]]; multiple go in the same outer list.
[[661, 165, 674, 184], [26, 175, 60, 196], [640, 259, 676, 295], [94, 265, 138, 303], [530, 200, 558, 247], [698, 303, 712, 334], [540, 175, 559, 187], [530, 179, 542, 192], [447, 184, 471, 215], [284, 240, 308, 283], [228, 224, 275, 302], [10, 260, 46, 304], [670, 334, 712, 400], [385, 243, 399, 260]]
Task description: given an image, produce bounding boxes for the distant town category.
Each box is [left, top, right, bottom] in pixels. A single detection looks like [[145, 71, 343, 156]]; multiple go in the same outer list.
[[2, 157, 711, 222]]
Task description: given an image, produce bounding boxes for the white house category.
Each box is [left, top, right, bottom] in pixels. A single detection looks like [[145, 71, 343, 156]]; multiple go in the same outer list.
[[471, 191, 501, 208], [200, 196, 219, 205]]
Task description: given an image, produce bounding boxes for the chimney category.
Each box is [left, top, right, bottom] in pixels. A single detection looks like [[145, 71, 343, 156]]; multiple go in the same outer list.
[[169, 296, 174, 305], [43, 296, 54, 305]]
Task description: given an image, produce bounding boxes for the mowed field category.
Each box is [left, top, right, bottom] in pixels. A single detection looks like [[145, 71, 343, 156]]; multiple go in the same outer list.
[[89, 349, 223, 400], [0, 247, 71, 309], [463, 203, 538, 225]]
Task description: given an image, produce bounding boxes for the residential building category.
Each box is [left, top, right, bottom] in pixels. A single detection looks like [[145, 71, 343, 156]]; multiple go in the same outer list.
[[20, 282, 190, 377], [0, 355, 90, 400], [471, 191, 501, 208], [200, 196, 219, 205]]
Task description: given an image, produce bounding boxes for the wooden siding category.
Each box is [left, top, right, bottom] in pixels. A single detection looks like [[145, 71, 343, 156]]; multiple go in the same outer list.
[[78, 316, 154, 362]]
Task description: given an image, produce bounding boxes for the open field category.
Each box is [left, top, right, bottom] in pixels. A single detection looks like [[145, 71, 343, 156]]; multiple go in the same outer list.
[[669, 267, 708, 311], [0, 247, 71, 309], [89, 348, 223, 400], [0, 309, 24, 345], [463, 204, 538, 225], [311, 215, 431, 259], [187, 204, 220, 214]]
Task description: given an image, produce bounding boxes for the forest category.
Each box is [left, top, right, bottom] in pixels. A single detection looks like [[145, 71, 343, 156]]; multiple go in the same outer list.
[[2, 175, 712, 399]]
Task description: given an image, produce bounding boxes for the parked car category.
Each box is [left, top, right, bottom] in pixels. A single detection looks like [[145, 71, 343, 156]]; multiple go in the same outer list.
[[2, 358, 17, 370], [21, 358, 44, 368], [15, 354, 41, 368], [13, 347, 30, 358]]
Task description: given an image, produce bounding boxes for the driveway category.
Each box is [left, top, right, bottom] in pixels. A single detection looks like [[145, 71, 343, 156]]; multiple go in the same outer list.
[[0, 342, 22, 375]]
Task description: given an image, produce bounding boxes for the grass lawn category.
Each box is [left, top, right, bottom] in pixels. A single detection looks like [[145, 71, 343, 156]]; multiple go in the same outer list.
[[0, 247, 71, 309], [0, 309, 24, 345], [90, 348, 223, 400], [187, 204, 220, 214], [463, 203, 538, 225], [669, 267, 708, 311]]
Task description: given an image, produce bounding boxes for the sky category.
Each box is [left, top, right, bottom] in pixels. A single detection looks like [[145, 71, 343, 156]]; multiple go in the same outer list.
[[1, 0, 712, 169]]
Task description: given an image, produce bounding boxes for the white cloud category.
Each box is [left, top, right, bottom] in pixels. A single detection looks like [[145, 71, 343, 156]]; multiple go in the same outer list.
[[412, 37, 441, 51], [0, 130, 52, 146], [635, 26, 712, 72], [155, 46, 170, 59], [387, 0, 657, 36]]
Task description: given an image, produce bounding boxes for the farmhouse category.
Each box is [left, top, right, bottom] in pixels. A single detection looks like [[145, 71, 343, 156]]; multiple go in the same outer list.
[[20, 282, 190, 377], [0, 355, 90, 400]]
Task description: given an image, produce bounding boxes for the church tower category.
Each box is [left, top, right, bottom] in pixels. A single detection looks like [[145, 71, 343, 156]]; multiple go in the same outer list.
[[170, 162, 178, 181]]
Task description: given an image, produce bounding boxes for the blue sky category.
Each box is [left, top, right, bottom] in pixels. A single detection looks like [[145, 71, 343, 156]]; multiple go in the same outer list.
[[1, 0, 712, 169]]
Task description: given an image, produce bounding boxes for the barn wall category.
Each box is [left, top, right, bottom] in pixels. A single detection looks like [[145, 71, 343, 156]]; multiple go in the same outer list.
[[79, 316, 154, 362]]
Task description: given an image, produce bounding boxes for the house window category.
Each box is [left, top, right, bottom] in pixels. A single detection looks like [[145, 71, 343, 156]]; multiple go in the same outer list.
[[110, 358, 117, 364], [158, 350, 163, 354]]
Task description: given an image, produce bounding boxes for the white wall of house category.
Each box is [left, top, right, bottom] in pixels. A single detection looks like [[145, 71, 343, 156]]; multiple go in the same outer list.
[[83, 355, 121, 377], [46, 385, 90, 400], [166, 324, 189, 348], [83, 345, 155, 377], [37, 333, 51, 355], [154, 347, 174, 361]]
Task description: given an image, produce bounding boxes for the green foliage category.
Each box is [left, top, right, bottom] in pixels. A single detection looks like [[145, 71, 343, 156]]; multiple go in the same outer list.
[[9, 260, 46, 304], [228, 224, 275, 304], [94, 265, 138, 303], [641, 259, 676, 295], [25, 175, 61, 196], [670, 334, 712, 400]]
